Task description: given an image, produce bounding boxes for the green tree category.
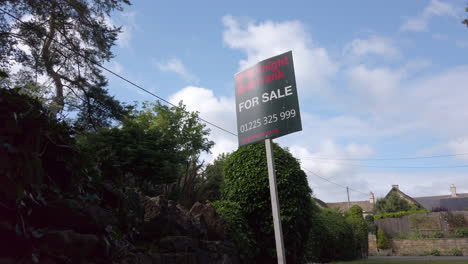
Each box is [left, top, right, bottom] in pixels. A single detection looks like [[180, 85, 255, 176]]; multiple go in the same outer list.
[[345, 205, 368, 258], [374, 192, 412, 214], [195, 153, 229, 203], [0, 0, 130, 128], [306, 208, 356, 262], [77, 101, 214, 197], [365, 214, 376, 234], [222, 142, 313, 263]]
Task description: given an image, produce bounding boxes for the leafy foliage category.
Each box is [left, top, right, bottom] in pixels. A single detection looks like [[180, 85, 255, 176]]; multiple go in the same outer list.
[[0, 0, 130, 128], [453, 227, 468, 238], [211, 200, 256, 261], [377, 229, 390, 249], [365, 214, 376, 234], [374, 208, 429, 219], [305, 208, 357, 262], [0, 88, 118, 261], [374, 192, 414, 214], [196, 153, 229, 202], [77, 101, 213, 199], [221, 142, 314, 263], [345, 205, 368, 258], [447, 248, 463, 256]]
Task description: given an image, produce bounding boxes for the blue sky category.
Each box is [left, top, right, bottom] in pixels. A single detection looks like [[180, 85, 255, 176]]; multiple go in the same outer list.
[[102, 0, 468, 202]]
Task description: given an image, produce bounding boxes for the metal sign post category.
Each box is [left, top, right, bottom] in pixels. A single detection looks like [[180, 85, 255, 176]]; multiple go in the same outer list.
[[234, 51, 302, 264], [265, 138, 286, 264]]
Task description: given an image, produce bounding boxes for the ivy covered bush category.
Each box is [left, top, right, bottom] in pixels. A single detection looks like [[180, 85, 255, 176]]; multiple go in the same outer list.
[[220, 142, 314, 263], [377, 229, 391, 249]]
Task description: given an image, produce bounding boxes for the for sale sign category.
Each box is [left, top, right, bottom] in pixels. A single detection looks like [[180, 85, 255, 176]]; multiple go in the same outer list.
[[235, 51, 302, 147]]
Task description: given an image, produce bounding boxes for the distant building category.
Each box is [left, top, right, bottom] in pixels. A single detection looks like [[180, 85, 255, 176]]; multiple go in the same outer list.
[[325, 184, 468, 213], [326, 192, 375, 216], [414, 184, 468, 211]]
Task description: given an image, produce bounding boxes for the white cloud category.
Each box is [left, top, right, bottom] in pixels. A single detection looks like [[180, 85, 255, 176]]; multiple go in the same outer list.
[[116, 12, 137, 48], [400, 0, 456, 32], [289, 140, 374, 202], [222, 15, 337, 96], [104, 11, 137, 48], [346, 65, 403, 108], [106, 61, 124, 74], [345, 35, 400, 58], [215, 15, 468, 203], [156, 58, 199, 83], [363, 171, 468, 200], [169, 86, 237, 161], [437, 138, 468, 162], [344, 63, 468, 138]]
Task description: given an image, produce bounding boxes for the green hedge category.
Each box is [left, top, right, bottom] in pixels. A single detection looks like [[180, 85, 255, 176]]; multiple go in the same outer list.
[[377, 229, 390, 249], [374, 209, 429, 219], [221, 142, 314, 263]]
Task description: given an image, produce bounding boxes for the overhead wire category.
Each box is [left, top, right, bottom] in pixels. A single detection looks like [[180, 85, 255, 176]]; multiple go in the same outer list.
[[4, 8, 467, 197], [302, 160, 468, 169], [301, 166, 369, 196], [301, 152, 468, 161], [0, 8, 238, 137]]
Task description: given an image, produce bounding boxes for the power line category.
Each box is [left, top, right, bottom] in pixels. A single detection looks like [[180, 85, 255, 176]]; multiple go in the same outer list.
[[301, 152, 468, 161], [5, 8, 468, 169], [0, 8, 238, 137], [301, 166, 369, 196], [302, 160, 468, 169]]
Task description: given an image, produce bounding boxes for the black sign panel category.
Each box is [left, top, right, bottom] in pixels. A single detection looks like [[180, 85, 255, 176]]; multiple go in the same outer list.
[[235, 51, 302, 146]]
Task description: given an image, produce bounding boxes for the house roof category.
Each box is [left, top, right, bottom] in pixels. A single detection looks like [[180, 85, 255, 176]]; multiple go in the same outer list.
[[323, 187, 468, 213], [385, 187, 424, 208], [326, 200, 374, 213], [414, 193, 468, 210]]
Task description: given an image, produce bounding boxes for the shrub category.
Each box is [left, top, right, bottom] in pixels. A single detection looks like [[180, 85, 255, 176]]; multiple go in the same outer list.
[[374, 192, 412, 214], [377, 229, 390, 249], [374, 209, 429, 219], [222, 142, 314, 263], [306, 208, 357, 262], [365, 214, 376, 234], [447, 248, 463, 256], [345, 205, 368, 258], [431, 231, 444, 238], [427, 249, 440, 256], [212, 200, 256, 261], [453, 227, 468, 238]]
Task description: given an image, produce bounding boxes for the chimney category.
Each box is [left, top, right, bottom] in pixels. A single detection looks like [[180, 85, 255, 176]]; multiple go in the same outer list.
[[369, 192, 375, 204], [450, 184, 457, 197], [392, 184, 399, 190]]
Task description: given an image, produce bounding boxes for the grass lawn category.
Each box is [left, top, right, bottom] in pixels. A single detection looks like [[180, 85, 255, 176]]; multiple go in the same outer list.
[[332, 260, 468, 264]]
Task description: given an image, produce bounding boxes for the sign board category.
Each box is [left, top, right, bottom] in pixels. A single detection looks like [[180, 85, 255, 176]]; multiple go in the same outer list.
[[235, 51, 302, 147]]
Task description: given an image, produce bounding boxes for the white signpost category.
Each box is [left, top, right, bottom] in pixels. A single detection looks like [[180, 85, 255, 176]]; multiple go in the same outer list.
[[234, 51, 302, 264]]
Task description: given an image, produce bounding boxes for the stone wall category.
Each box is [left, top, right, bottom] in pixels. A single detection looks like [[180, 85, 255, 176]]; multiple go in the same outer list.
[[368, 234, 378, 255], [375, 211, 468, 237], [368, 233, 468, 256], [392, 238, 468, 256]]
